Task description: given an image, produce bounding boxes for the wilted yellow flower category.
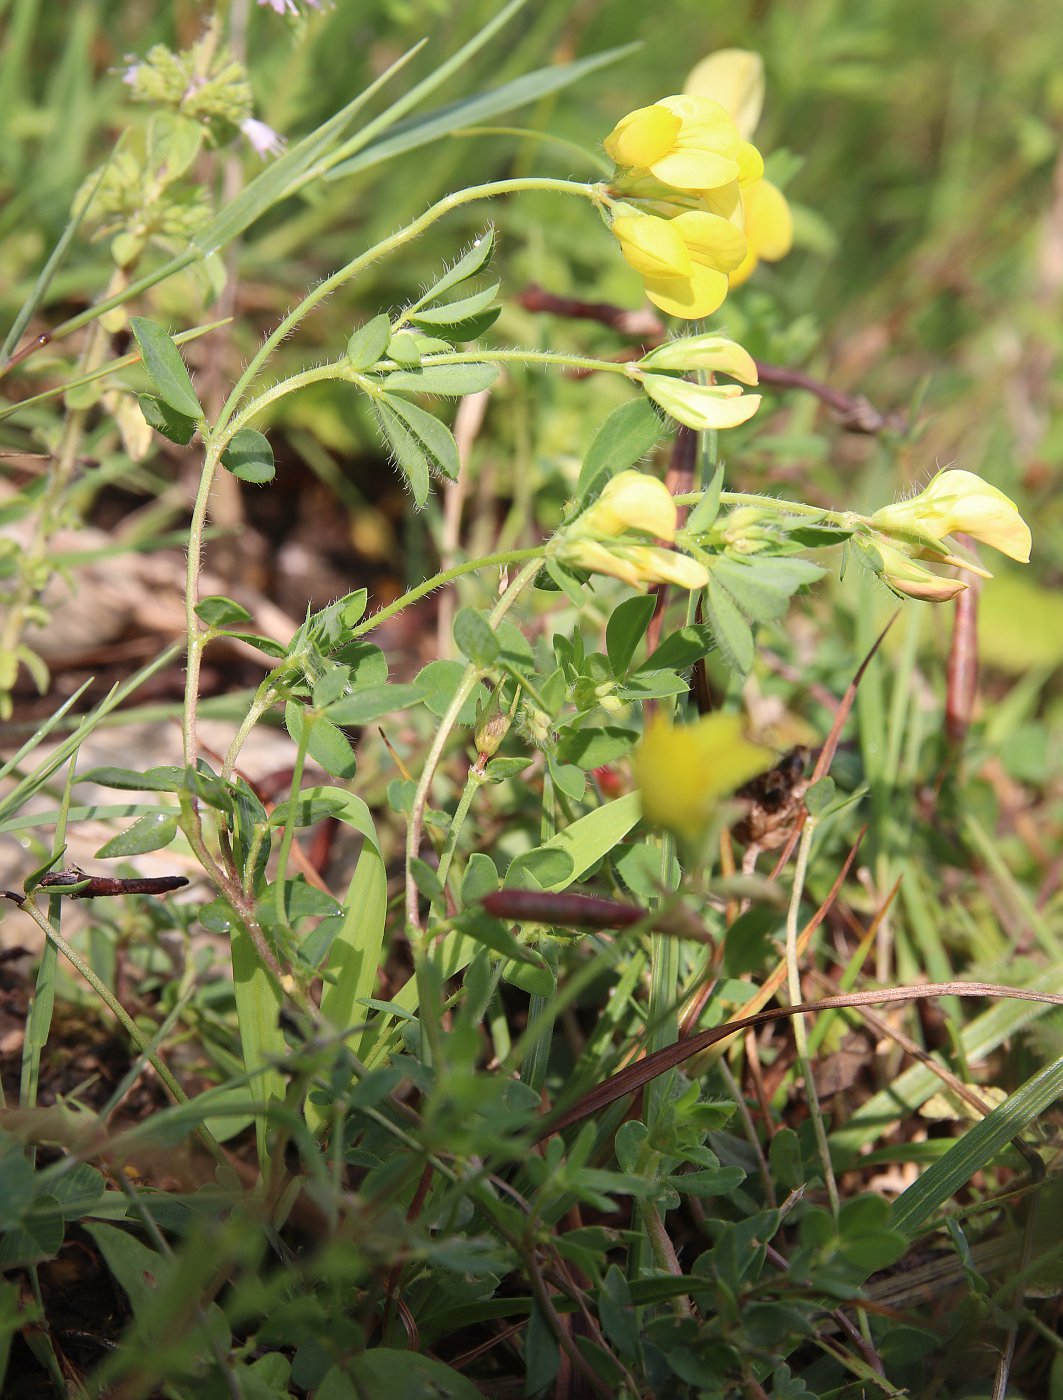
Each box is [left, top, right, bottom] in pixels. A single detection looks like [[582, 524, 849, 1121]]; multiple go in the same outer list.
[[605, 94, 747, 193], [684, 49, 794, 286], [611, 208, 746, 319], [580, 469, 678, 541], [635, 713, 772, 841], [859, 536, 968, 603], [870, 469, 1032, 565]]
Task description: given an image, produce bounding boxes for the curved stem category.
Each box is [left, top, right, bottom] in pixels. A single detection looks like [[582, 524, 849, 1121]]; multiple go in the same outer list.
[[678, 487, 849, 525], [213, 176, 599, 437], [183, 441, 224, 770]]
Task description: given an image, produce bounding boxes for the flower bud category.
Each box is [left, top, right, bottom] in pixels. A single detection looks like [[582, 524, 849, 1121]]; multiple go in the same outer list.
[[474, 682, 519, 761], [639, 334, 758, 383], [640, 372, 760, 431]]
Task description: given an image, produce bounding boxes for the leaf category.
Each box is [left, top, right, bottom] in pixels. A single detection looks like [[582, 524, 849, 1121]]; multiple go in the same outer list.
[[453, 607, 499, 665], [410, 282, 499, 326], [379, 392, 463, 483], [94, 811, 177, 858], [195, 595, 252, 628], [704, 577, 754, 674], [347, 1349, 483, 1400], [221, 428, 275, 485], [83, 766, 184, 792], [889, 1051, 1063, 1236], [284, 704, 357, 780], [326, 42, 640, 180], [415, 660, 478, 724], [606, 594, 657, 675], [374, 400, 429, 505], [538, 792, 641, 891], [383, 363, 499, 397], [129, 317, 202, 420], [453, 910, 545, 966], [557, 727, 638, 770], [346, 314, 391, 371], [639, 624, 716, 673], [323, 683, 422, 725], [414, 228, 494, 307], [138, 394, 196, 445], [576, 397, 662, 502]]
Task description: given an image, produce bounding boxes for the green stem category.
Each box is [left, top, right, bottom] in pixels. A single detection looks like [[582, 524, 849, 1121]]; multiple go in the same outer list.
[[182, 441, 224, 770], [785, 817, 840, 1216], [349, 547, 544, 641], [213, 176, 599, 437], [436, 768, 487, 897], [678, 487, 853, 526]]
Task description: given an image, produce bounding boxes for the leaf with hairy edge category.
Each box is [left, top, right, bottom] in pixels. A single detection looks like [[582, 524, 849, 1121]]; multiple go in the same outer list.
[[130, 317, 203, 420], [380, 392, 463, 481], [374, 400, 430, 505], [383, 363, 498, 398], [576, 398, 662, 503]]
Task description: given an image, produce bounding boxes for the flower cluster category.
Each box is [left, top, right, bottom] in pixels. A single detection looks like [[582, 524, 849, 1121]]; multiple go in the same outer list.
[[603, 50, 794, 319], [553, 471, 707, 591], [856, 469, 1031, 601]]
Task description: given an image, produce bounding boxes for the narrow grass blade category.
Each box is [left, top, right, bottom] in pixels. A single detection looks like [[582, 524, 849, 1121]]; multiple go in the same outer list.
[[889, 1052, 1063, 1236]]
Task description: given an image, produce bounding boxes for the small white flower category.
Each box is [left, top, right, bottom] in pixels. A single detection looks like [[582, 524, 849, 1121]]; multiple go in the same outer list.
[[241, 117, 286, 158], [121, 63, 140, 87]]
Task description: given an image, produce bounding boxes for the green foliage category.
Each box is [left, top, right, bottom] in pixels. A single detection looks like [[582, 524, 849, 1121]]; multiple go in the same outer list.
[[1, 1, 1061, 1396]]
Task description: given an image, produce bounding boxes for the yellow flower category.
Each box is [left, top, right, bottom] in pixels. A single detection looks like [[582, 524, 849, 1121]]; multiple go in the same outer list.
[[635, 714, 772, 841], [727, 178, 794, 287], [611, 208, 746, 319], [640, 375, 761, 431], [558, 539, 709, 592], [870, 469, 1032, 565], [580, 469, 678, 541], [554, 471, 708, 591], [684, 48, 794, 287], [859, 536, 968, 603], [604, 94, 745, 193]]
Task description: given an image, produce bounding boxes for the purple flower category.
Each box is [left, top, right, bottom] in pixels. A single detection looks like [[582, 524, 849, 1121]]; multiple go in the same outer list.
[[241, 117, 286, 158]]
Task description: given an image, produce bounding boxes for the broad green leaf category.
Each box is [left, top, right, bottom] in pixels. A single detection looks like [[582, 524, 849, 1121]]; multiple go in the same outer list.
[[284, 704, 357, 780], [453, 911, 545, 966], [453, 607, 499, 665], [415, 659, 478, 724], [616, 670, 688, 700], [94, 811, 177, 858], [221, 428, 275, 485], [606, 594, 657, 675], [138, 394, 196, 445], [82, 766, 184, 792], [380, 391, 462, 482], [346, 314, 391, 371], [576, 397, 661, 502], [324, 683, 421, 725], [195, 595, 252, 628], [557, 727, 638, 770], [0, 1135, 34, 1228], [387, 331, 423, 366], [638, 624, 716, 673], [129, 317, 203, 420], [462, 853, 499, 905], [348, 1350, 483, 1400], [374, 400, 430, 505], [539, 792, 641, 890], [383, 363, 499, 398]]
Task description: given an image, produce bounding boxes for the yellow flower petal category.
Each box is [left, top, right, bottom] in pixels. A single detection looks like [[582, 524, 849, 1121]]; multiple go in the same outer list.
[[737, 141, 764, 186], [683, 49, 765, 140], [605, 105, 682, 170], [871, 469, 1032, 564], [611, 213, 691, 279], [671, 209, 748, 273], [635, 713, 772, 840], [642, 263, 729, 319], [582, 470, 678, 541], [743, 179, 793, 261]]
